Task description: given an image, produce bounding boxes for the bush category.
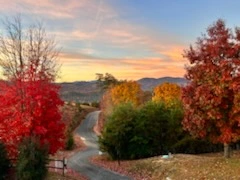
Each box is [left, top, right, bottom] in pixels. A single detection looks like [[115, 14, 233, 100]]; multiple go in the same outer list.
[[100, 99, 225, 159], [0, 142, 10, 180], [75, 103, 82, 112], [99, 103, 137, 160], [99, 101, 184, 160], [81, 102, 89, 106], [131, 101, 170, 158], [172, 136, 222, 154], [16, 137, 49, 180], [91, 101, 99, 108], [65, 133, 74, 150]]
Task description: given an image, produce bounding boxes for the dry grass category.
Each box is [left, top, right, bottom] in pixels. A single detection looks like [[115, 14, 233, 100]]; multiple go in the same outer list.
[[91, 151, 240, 180], [46, 171, 86, 180]]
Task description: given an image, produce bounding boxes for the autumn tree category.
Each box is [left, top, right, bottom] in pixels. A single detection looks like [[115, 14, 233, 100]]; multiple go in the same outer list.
[[110, 81, 143, 107], [96, 73, 119, 132], [98, 80, 143, 132], [152, 82, 181, 106], [182, 19, 240, 158], [0, 16, 64, 158], [0, 68, 65, 157]]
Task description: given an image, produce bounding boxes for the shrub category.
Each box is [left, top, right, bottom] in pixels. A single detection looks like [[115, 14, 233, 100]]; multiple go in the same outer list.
[[99, 101, 184, 160], [0, 142, 10, 180], [81, 102, 89, 106], [99, 98, 226, 159], [91, 101, 99, 108], [172, 136, 222, 154], [65, 133, 74, 150], [75, 103, 82, 112], [165, 100, 185, 149], [131, 101, 170, 158], [99, 103, 137, 160], [16, 137, 49, 180]]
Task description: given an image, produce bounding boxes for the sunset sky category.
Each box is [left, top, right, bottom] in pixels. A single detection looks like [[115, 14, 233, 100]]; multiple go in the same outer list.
[[0, 0, 239, 82]]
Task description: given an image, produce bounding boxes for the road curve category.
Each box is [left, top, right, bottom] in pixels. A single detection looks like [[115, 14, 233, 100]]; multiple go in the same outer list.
[[68, 111, 131, 180]]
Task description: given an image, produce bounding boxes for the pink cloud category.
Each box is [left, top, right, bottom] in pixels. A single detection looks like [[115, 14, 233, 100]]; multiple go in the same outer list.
[[0, 0, 188, 82], [0, 0, 101, 19], [71, 31, 93, 40]]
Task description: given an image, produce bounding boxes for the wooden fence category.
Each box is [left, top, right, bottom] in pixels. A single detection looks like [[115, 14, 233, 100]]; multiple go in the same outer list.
[[47, 158, 67, 176], [9, 157, 67, 176]]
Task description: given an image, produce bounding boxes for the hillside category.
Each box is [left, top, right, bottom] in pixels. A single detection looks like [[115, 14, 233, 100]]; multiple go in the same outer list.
[[138, 77, 187, 91], [92, 151, 240, 180], [59, 81, 102, 102], [59, 77, 187, 102]]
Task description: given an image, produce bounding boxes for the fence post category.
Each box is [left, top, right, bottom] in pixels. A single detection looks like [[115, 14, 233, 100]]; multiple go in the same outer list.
[[62, 157, 67, 176], [62, 158, 64, 176]]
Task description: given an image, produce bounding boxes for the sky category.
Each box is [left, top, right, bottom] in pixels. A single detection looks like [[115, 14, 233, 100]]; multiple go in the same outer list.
[[0, 0, 239, 82]]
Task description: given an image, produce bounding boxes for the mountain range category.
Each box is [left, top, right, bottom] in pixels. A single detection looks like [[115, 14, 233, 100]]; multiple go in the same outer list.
[[59, 77, 187, 102]]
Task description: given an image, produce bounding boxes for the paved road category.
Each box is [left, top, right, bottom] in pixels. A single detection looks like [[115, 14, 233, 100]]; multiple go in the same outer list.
[[68, 111, 131, 180]]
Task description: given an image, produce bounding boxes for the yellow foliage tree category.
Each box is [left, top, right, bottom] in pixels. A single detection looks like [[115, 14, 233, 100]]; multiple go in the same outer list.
[[152, 82, 181, 105], [110, 81, 143, 107]]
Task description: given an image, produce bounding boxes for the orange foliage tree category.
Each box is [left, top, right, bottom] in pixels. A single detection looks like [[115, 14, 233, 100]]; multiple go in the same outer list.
[[152, 82, 181, 105], [110, 81, 144, 107], [182, 19, 240, 158]]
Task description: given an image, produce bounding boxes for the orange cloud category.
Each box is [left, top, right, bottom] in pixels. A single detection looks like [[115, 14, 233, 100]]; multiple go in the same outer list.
[[57, 51, 187, 82], [159, 45, 186, 61]]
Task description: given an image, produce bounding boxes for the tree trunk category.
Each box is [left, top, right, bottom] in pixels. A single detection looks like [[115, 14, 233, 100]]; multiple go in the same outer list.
[[224, 143, 231, 158]]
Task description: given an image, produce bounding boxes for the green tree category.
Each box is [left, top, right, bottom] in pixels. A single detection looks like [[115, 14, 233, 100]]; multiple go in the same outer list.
[[132, 101, 170, 157], [16, 137, 49, 180], [99, 101, 184, 159], [99, 103, 137, 160], [0, 142, 10, 180], [65, 133, 74, 150]]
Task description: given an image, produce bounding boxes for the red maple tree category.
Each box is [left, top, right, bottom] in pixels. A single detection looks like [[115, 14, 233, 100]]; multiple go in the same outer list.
[[0, 64, 65, 158], [182, 19, 240, 157]]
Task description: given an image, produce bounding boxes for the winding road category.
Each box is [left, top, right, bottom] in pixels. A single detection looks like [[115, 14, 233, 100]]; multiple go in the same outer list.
[[68, 111, 131, 180]]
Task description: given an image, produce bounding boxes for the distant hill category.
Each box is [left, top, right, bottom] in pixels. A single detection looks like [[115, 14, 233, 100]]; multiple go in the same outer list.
[[59, 81, 102, 103], [138, 77, 187, 91], [59, 77, 187, 102]]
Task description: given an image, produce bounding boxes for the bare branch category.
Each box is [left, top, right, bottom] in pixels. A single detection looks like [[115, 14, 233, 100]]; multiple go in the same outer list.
[[0, 15, 60, 81]]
